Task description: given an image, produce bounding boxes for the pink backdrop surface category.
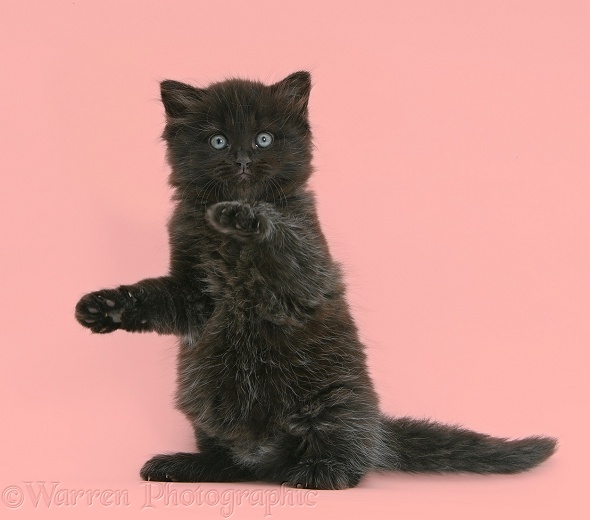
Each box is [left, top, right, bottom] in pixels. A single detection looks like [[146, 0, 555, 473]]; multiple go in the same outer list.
[[1, 1, 588, 518]]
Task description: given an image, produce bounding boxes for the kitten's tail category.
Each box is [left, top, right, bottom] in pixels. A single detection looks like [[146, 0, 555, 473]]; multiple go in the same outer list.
[[378, 416, 556, 474]]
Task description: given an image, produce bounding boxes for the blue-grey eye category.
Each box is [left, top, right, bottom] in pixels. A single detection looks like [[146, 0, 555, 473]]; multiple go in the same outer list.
[[210, 134, 228, 150], [254, 132, 273, 148]]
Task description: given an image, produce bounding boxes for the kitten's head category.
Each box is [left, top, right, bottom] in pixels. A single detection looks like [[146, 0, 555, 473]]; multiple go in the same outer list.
[[161, 71, 313, 203]]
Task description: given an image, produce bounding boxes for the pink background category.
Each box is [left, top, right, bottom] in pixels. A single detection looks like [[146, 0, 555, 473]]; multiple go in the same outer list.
[[1, 0, 588, 518]]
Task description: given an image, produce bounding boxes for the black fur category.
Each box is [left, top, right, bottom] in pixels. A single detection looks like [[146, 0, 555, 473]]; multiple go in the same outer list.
[[75, 71, 556, 489]]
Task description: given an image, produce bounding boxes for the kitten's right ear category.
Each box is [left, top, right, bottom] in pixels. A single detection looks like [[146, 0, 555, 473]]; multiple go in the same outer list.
[[160, 80, 206, 118]]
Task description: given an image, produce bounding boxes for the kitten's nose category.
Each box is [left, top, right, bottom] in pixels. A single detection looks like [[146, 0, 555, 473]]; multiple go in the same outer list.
[[235, 152, 251, 169]]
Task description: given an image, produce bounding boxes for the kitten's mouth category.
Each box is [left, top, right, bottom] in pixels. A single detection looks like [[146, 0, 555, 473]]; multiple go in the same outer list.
[[237, 169, 252, 183]]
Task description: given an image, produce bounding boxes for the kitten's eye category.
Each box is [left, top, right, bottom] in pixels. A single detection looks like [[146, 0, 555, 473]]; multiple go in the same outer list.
[[254, 132, 273, 148], [210, 134, 228, 150]]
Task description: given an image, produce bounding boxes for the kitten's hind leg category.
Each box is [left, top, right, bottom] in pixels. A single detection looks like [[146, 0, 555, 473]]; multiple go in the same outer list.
[[140, 452, 255, 483], [141, 431, 254, 482], [261, 387, 380, 489]]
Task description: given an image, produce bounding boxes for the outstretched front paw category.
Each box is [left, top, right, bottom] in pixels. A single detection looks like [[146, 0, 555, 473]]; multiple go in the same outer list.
[[206, 201, 260, 237], [75, 288, 136, 333]]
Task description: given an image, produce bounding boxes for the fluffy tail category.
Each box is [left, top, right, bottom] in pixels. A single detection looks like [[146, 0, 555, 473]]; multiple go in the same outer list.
[[379, 416, 556, 474]]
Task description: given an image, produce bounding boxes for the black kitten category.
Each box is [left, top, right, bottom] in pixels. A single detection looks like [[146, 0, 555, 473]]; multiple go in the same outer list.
[[75, 71, 556, 489]]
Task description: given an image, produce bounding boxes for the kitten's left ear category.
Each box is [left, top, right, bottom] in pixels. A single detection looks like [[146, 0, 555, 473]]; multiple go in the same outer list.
[[160, 80, 206, 118], [270, 71, 312, 112]]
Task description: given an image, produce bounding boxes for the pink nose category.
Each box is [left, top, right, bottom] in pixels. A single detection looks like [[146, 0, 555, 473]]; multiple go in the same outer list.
[[235, 152, 251, 169]]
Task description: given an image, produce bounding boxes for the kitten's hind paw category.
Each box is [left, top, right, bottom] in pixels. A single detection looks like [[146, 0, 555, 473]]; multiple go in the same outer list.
[[75, 288, 136, 333], [140, 452, 256, 483], [140, 453, 199, 482], [206, 201, 261, 238], [284, 460, 362, 490]]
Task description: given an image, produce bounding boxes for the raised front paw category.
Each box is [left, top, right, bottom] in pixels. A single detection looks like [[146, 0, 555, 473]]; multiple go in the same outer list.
[[206, 201, 260, 237], [75, 288, 135, 333]]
